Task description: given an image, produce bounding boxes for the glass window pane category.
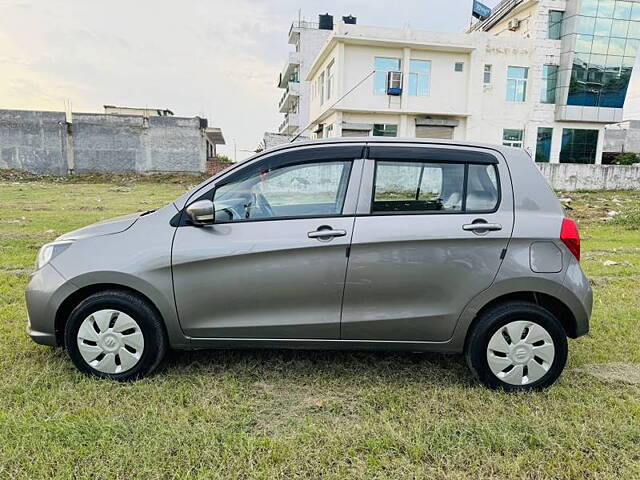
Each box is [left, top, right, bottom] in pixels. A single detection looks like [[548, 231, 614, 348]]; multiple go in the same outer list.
[[536, 128, 553, 162], [503, 129, 523, 141], [373, 124, 398, 137], [591, 35, 609, 53], [506, 80, 516, 101], [625, 38, 640, 56], [373, 161, 464, 213], [614, 1, 632, 19], [597, 0, 615, 18], [375, 57, 401, 71], [408, 73, 417, 96], [594, 17, 613, 35], [466, 164, 499, 211], [417, 75, 429, 95], [214, 161, 352, 221], [507, 66, 526, 78], [611, 19, 629, 37], [576, 34, 594, 52], [580, 0, 598, 16], [632, 4, 640, 21], [559, 129, 599, 164], [628, 20, 640, 38], [410, 60, 429, 73], [609, 37, 626, 55], [374, 71, 387, 94], [578, 16, 596, 34]]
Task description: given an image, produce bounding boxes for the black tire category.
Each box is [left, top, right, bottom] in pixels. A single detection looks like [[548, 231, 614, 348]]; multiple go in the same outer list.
[[64, 289, 168, 381], [465, 301, 568, 391]]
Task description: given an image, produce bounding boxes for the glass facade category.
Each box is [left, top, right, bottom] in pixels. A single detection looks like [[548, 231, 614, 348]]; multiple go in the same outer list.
[[566, 0, 640, 108], [536, 128, 553, 162], [559, 128, 599, 163], [549, 10, 564, 39]]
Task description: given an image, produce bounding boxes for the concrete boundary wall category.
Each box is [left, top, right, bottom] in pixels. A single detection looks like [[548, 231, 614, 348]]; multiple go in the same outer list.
[[0, 109, 206, 174], [538, 163, 640, 191]]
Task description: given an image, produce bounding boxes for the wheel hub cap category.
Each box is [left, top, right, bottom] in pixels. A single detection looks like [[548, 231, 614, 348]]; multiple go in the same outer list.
[[76, 309, 145, 374], [486, 320, 555, 385]]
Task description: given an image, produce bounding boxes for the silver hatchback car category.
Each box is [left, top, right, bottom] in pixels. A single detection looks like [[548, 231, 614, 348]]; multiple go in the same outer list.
[[26, 138, 592, 390]]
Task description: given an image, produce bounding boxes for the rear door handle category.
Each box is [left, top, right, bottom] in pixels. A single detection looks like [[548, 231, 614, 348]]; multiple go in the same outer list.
[[308, 229, 347, 239], [462, 223, 502, 232]]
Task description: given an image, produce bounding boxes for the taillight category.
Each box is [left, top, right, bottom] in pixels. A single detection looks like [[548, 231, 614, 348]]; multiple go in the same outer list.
[[560, 218, 580, 261]]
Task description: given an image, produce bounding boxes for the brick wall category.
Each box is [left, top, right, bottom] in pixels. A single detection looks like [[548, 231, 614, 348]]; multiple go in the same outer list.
[[206, 160, 235, 177]]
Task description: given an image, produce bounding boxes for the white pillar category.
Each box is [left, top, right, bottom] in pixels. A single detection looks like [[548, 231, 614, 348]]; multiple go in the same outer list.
[[595, 126, 605, 164], [550, 125, 564, 163]]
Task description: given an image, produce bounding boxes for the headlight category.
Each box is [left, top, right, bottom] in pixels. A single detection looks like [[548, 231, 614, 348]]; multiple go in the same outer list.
[[36, 241, 73, 270]]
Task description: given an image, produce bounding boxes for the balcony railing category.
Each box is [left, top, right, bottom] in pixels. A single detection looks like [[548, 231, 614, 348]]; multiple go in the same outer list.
[[279, 112, 300, 134], [289, 20, 320, 37], [278, 82, 300, 111]]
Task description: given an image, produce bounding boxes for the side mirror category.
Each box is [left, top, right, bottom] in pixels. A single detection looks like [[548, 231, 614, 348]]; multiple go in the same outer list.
[[185, 199, 215, 226]]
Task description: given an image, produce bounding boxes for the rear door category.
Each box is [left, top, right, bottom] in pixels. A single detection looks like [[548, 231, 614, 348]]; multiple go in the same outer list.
[[341, 144, 514, 342]]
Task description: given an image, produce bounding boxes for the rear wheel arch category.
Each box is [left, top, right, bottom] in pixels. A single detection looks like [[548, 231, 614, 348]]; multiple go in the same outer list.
[[54, 284, 167, 348], [464, 291, 578, 349]]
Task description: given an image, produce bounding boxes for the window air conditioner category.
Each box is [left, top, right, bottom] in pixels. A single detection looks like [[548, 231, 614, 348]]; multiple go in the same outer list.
[[387, 71, 403, 95]]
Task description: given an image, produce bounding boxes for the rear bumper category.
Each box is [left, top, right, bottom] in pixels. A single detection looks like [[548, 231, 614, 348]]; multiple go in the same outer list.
[[25, 263, 75, 347], [562, 257, 593, 338]]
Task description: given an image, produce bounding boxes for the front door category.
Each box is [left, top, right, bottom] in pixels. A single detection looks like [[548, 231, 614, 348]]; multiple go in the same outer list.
[[341, 144, 514, 342], [172, 147, 363, 339]]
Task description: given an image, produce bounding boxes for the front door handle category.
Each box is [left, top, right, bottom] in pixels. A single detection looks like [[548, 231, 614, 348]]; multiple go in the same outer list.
[[462, 222, 502, 233], [308, 228, 347, 240]]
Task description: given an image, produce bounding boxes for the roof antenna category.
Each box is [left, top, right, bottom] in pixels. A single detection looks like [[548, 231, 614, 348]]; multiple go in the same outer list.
[[290, 69, 375, 143]]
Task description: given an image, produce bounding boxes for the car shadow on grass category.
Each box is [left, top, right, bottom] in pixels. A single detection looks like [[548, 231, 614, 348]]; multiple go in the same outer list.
[[158, 348, 474, 387]]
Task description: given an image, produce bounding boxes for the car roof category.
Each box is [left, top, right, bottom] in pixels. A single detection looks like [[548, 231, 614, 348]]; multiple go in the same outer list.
[[257, 136, 522, 160]]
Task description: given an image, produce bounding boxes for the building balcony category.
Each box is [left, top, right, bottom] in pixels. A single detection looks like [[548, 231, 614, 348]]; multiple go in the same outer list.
[[278, 82, 300, 113], [278, 51, 300, 88], [279, 112, 300, 135]]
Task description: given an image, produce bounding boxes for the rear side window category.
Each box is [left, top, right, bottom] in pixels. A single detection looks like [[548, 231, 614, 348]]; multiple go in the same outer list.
[[372, 160, 499, 214]]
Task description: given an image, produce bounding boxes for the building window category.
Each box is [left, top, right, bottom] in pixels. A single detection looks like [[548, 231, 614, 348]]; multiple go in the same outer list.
[[541, 65, 558, 103], [374, 57, 401, 95], [326, 60, 334, 100], [484, 64, 492, 84], [503, 129, 524, 147], [408, 60, 431, 96], [318, 72, 325, 104], [536, 127, 553, 162], [548, 10, 564, 39], [372, 124, 398, 137], [454, 62, 464, 72], [325, 123, 334, 138], [506, 66, 528, 102], [560, 129, 599, 164]]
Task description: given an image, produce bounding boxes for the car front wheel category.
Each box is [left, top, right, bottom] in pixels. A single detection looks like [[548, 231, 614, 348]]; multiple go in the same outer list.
[[465, 301, 568, 391], [64, 290, 167, 381]]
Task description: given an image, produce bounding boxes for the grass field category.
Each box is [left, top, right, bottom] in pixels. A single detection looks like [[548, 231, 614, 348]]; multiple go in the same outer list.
[[0, 173, 639, 479]]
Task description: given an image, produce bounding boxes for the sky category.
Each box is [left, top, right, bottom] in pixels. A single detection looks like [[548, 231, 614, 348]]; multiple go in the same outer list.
[[0, 0, 500, 160]]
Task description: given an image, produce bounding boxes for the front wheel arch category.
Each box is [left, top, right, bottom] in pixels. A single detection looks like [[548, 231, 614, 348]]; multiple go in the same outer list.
[[55, 283, 167, 348]]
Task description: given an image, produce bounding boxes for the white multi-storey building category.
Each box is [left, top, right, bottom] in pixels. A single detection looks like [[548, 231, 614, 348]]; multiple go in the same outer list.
[[304, 1, 640, 164], [276, 15, 335, 136]]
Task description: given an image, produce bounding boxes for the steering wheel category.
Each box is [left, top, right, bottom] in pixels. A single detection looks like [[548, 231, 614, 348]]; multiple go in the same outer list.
[[255, 192, 276, 218]]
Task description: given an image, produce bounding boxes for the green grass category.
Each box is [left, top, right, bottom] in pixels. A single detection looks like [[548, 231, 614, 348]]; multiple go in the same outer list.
[[1, 175, 639, 479]]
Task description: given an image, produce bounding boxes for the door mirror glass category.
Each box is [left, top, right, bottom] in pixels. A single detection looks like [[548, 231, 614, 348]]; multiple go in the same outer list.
[[186, 199, 215, 225]]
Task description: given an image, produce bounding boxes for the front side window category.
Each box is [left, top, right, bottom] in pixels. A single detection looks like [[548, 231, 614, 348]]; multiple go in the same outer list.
[[372, 161, 499, 214], [372, 124, 398, 137], [548, 10, 564, 39], [484, 64, 492, 84], [374, 57, 401, 95], [506, 66, 528, 102], [408, 60, 431, 96], [213, 160, 352, 222], [503, 129, 524, 147], [541, 64, 558, 103]]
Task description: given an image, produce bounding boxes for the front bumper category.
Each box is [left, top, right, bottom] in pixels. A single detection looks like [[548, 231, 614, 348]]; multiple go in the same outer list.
[[25, 263, 74, 346]]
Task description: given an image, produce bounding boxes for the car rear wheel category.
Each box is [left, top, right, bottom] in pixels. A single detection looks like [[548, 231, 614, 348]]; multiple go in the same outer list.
[[465, 301, 568, 391], [64, 290, 167, 381]]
